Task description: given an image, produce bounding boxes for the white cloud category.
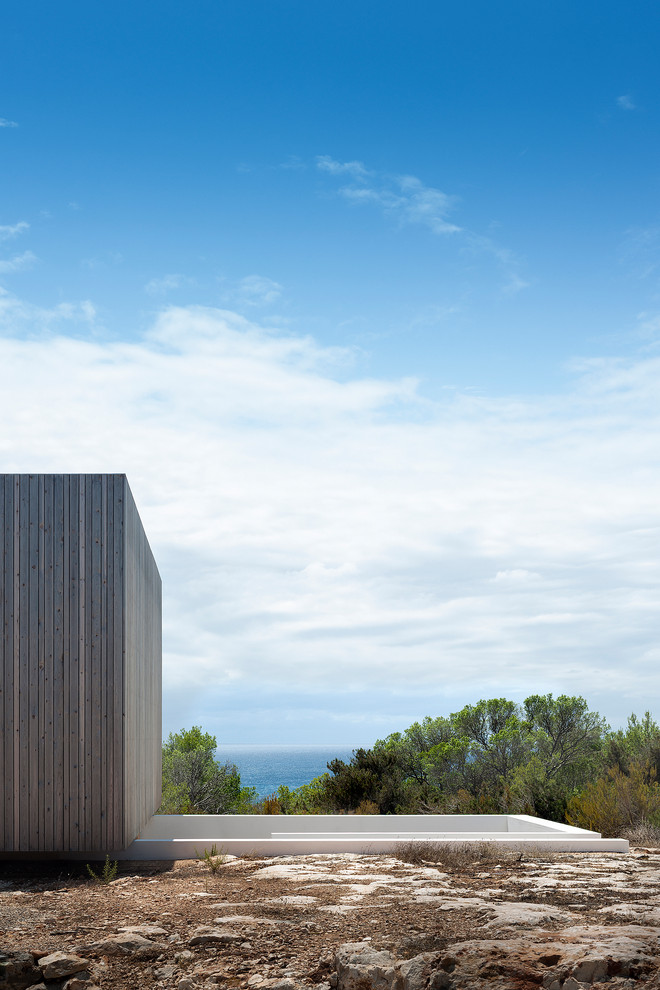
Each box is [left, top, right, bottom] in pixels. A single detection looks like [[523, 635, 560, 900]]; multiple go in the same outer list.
[[0, 250, 37, 274], [320, 159, 460, 236], [501, 271, 530, 295], [622, 225, 660, 281], [316, 156, 529, 293], [0, 222, 29, 241], [0, 288, 96, 332], [617, 95, 636, 111], [0, 118, 18, 128], [339, 177, 460, 235], [82, 252, 124, 271], [636, 311, 660, 339], [145, 273, 193, 295], [316, 155, 370, 178], [235, 274, 283, 306], [280, 155, 307, 171], [0, 301, 658, 731]]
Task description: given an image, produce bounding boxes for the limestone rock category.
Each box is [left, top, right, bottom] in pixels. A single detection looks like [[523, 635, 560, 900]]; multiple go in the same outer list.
[[335, 942, 398, 990], [427, 928, 656, 988], [154, 963, 178, 979], [399, 953, 436, 990], [38, 951, 90, 980], [119, 924, 169, 938], [0, 950, 42, 990], [335, 925, 660, 990], [88, 933, 165, 956], [189, 925, 243, 946], [484, 901, 574, 929], [211, 914, 294, 927]]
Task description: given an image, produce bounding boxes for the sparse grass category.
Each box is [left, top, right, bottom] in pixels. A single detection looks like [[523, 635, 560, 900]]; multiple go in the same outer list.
[[86, 854, 119, 885], [393, 840, 556, 868], [622, 819, 660, 847]]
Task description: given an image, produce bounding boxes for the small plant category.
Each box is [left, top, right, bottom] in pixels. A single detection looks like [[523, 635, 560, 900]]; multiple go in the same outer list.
[[86, 854, 119, 885], [195, 844, 227, 874]]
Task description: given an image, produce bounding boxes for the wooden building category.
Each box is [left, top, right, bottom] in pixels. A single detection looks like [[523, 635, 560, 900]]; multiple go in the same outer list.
[[0, 474, 162, 853]]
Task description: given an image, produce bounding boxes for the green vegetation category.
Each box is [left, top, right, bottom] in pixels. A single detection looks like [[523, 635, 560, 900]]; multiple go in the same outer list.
[[274, 695, 607, 821], [86, 854, 119, 885], [195, 843, 228, 874], [160, 726, 256, 813], [163, 703, 660, 839], [275, 698, 660, 837], [567, 713, 660, 837]]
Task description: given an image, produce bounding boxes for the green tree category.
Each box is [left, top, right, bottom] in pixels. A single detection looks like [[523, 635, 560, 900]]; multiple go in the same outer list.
[[160, 726, 256, 814], [264, 695, 610, 821], [602, 712, 660, 776], [524, 694, 607, 782], [375, 716, 455, 784]]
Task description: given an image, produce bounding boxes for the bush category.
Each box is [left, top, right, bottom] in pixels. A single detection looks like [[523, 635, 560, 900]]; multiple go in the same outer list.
[[252, 794, 282, 814], [322, 748, 418, 813], [276, 774, 332, 814], [566, 762, 660, 836]]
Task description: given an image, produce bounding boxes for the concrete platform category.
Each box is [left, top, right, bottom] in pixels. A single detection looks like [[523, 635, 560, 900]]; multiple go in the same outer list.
[[111, 813, 629, 858]]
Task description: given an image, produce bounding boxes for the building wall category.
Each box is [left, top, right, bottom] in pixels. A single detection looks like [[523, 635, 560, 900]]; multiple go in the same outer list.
[[0, 474, 162, 853], [123, 481, 162, 846]]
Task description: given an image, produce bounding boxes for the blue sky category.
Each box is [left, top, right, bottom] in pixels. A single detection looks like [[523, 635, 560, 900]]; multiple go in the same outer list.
[[2, 1, 660, 745]]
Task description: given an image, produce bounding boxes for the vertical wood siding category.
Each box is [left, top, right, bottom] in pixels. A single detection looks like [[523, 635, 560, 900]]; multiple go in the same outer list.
[[122, 481, 162, 844], [0, 474, 162, 852]]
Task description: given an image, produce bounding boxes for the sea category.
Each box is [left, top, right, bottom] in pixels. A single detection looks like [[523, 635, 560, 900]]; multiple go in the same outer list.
[[217, 744, 356, 799]]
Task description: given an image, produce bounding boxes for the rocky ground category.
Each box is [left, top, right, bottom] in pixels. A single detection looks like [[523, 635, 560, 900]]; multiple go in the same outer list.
[[2, 846, 660, 990]]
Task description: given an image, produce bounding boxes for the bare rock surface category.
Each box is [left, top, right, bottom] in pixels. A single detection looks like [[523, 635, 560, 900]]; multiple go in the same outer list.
[[3, 847, 660, 988], [83, 931, 167, 956]]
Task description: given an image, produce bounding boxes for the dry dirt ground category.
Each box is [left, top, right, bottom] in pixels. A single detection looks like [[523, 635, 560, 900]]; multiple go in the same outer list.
[[2, 847, 660, 989]]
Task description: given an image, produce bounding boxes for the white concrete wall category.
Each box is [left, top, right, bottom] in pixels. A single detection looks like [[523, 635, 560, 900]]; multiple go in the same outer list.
[[115, 834, 629, 858], [111, 813, 628, 858], [139, 813, 513, 840]]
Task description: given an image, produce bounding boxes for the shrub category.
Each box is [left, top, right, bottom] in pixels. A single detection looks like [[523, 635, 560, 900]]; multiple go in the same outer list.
[[276, 775, 333, 814], [566, 762, 660, 836], [256, 794, 282, 814]]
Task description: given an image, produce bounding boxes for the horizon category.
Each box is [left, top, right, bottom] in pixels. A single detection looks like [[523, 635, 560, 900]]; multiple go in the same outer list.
[[2, 0, 660, 744]]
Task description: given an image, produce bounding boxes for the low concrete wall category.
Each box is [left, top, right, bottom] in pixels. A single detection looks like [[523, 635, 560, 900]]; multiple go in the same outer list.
[[139, 813, 511, 839], [106, 813, 627, 858]]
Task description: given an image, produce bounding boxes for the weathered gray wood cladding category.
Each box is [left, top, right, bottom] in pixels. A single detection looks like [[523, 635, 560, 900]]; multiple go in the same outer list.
[[0, 475, 162, 852]]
